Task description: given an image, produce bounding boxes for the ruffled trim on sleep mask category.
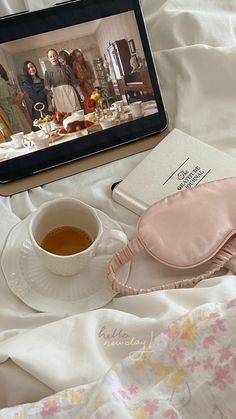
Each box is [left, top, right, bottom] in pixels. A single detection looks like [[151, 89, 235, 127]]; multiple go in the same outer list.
[[107, 235, 236, 295]]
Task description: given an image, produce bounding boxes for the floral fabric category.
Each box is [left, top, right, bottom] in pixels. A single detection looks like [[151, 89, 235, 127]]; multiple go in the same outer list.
[[1, 298, 236, 418]]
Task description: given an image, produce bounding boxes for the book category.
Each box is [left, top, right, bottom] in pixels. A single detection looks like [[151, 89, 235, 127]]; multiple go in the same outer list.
[[112, 128, 236, 215]]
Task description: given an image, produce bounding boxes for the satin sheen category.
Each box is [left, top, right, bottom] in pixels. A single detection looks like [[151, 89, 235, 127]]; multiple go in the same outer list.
[[139, 177, 236, 268]]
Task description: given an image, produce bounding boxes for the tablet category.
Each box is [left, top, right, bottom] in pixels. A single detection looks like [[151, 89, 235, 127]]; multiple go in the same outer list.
[[0, 0, 167, 188]]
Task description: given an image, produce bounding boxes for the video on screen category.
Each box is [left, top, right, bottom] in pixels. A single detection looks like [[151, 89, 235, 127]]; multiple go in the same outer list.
[[0, 10, 158, 161]]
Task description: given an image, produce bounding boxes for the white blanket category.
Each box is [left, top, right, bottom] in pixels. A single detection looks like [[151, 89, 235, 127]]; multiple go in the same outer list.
[[1, 0, 236, 410]]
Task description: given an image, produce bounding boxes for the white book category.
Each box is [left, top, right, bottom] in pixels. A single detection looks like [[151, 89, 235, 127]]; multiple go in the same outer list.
[[112, 128, 236, 215]]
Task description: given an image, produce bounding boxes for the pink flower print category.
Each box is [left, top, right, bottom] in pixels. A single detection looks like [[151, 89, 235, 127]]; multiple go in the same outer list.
[[117, 389, 131, 400], [226, 298, 236, 309], [203, 335, 216, 349], [218, 346, 233, 362], [41, 400, 61, 417], [213, 365, 235, 390], [166, 323, 179, 340], [203, 356, 214, 370], [186, 357, 200, 372], [128, 385, 139, 395], [212, 318, 226, 333], [163, 409, 178, 419], [171, 346, 185, 360], [231, 355, 236, 371], [144, 399, 159, 415]]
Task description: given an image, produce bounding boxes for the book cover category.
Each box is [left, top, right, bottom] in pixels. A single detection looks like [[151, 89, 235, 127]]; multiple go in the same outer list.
[[112, 128, 236, 215]]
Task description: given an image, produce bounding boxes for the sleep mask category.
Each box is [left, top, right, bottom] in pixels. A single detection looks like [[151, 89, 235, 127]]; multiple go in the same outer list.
[[108, 177, 236, 295]]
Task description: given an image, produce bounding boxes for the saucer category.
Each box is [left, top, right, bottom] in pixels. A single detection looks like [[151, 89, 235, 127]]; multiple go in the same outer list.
[[1, 209, 130, 314]]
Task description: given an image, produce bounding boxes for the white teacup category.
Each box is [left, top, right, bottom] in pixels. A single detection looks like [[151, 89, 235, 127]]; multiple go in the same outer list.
[[32, 136, 49, 150], [11, 132, 24, 148], [130, 101, 143, 118], [23, 131, 49, 150], [28, 198, 127, 276]]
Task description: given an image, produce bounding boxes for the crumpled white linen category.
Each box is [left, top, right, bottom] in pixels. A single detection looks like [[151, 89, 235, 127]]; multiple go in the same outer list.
[[0, 298, 236, 419], [142, 0, 236, 156], [1, 0, 236, 410], [2, 298, 236, 419]]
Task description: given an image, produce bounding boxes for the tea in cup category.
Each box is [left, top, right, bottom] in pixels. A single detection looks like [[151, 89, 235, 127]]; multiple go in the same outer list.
[[28, 198, 127, 276], [130, 101, 143, 118], [11, 132, 24, 148]]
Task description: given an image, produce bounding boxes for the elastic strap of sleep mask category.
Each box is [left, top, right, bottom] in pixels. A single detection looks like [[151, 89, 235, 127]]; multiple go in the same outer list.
[[107, 236, 236, 295]]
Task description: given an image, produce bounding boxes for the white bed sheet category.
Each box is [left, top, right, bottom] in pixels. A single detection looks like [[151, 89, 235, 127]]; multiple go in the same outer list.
[[1, 0, 236, 410]]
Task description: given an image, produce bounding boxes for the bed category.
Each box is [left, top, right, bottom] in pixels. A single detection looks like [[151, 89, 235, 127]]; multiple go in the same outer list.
[[0, 0, 236, 417]]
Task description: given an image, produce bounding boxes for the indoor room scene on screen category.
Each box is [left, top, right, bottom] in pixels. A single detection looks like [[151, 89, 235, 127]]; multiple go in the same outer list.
[[0, 10, 158, 162]]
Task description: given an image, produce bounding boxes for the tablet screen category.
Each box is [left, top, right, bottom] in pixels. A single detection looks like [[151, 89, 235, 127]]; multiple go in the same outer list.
[[0, 0, 167, 183]]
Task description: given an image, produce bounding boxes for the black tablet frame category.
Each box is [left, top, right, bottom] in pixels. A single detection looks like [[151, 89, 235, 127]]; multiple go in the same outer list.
[[0, 0, 167, 183]]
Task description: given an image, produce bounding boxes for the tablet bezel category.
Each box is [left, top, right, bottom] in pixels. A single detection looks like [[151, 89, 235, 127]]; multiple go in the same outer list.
[[0, 0, 167, 184]]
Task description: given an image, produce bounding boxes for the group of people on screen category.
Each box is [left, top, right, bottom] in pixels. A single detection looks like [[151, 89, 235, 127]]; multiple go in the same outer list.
[[0, 48, 95, 141]]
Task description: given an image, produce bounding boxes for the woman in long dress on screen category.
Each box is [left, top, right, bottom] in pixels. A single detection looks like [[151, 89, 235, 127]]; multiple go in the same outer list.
[[44, 49, 81, 113], [0, 107, 12, 142], [21, 61, 52, 129], [71, 49, 95, 113], [0, 64, 31, 134], [58, 50, 84, 109]]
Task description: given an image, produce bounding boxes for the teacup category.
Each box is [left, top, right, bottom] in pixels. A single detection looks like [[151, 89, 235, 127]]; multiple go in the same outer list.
[[130, 101, 143, 118], [28, 198, 127, 276], [31, 136, 49, 150], [10, 132, 24, 148], [23, 131, 49, 150]]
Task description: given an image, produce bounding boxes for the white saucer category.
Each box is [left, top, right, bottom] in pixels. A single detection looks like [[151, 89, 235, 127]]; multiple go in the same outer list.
[[1, 209, 130, 314]]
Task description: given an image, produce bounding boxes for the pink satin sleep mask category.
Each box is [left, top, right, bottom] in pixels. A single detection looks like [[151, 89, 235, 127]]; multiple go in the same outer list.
[[108, 177, 236, 295]]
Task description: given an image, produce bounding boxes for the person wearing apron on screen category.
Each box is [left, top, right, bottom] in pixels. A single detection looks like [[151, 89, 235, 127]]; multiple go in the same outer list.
[[44, 49, 81, 114]]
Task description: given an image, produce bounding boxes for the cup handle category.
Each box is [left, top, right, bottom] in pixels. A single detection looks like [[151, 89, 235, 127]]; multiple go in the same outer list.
[[96, 229, 128, 255]]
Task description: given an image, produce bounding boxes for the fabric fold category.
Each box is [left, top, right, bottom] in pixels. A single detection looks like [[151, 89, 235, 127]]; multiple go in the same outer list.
[[1, 0, 236, 410]]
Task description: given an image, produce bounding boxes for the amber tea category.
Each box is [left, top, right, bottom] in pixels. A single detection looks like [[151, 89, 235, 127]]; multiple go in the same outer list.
[[41, 226, 93, 256]]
